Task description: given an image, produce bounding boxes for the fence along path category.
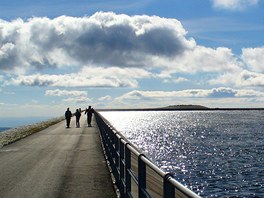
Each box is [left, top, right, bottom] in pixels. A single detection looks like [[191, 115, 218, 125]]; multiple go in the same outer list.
[[95, 111, 201, 198]]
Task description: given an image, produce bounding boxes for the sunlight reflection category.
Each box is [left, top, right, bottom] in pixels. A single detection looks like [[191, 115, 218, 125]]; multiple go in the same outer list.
[[100, 110, 264, 197]]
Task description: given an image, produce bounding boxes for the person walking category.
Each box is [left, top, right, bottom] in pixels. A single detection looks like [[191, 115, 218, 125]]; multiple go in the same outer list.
[[65, 107, 72, 128], [85, 106, 94, 127], [75, 109, 81, 128]]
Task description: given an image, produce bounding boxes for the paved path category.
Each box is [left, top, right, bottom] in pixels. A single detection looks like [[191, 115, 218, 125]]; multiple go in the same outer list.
[[0, 114, 116, 198]]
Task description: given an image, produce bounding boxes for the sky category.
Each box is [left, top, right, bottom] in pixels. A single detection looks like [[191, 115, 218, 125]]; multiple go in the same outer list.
[[0, 0, 264, 119]]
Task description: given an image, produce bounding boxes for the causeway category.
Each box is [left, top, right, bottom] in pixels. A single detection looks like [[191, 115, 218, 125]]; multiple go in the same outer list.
[[0, 115, 116, 198]]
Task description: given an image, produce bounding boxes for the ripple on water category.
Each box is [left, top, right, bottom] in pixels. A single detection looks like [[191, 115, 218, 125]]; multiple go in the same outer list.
[[100, 111, 264, 197]]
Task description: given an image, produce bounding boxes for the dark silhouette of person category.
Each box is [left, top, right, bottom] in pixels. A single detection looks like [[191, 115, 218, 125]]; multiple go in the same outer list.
[[75, 109, 81, 128], [85, 106, 94, 127], [65, 107, 72, 128]]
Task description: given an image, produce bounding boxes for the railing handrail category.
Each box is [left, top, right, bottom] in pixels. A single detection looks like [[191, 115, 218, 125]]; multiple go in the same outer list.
[[94, 110, 201, 198]]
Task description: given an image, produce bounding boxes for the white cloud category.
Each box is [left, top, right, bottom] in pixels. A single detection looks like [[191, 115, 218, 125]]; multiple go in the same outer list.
[[9, 66, 152, 88], [152, 46, 241, 75], [0, 75, 3, 81], [212, 0, 259, 10], [163, 77, 189, 84], [238, 70, 264, 87], [99, 95, 112, 101], [242, 47, 264, 72], [1, 12, 263, 94], [10, 72, 132, 88], [112, 87, 264, 108], [63, 97, 92, 104], [0, 12, 194, 73], [210, 70, 264, 87], [45, 89, 87, 97], [79, 66, 152, 79], [45, 89, 92, 104], [4, 12, 236, 78], [116, 87, 264, 101]]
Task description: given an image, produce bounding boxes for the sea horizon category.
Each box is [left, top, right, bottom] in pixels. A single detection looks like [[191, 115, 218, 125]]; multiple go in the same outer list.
[[0, 116, 55, 130], [0, 127, 11, 132]]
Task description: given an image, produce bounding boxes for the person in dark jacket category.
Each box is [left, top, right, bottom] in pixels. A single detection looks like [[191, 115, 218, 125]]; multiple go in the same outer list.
[[85, 106, 94, 127], [75, 109, 81, 128], [65, 107, 72, 128]]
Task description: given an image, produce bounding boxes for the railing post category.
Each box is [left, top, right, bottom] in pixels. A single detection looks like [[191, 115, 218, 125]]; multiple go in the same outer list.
[[125, 143, 132, 197], [164, 173, 175, 198], [119, 138, 125, 198], [138, 154, 146, 198], [112, 131, 120, 188], [115, 132, 121, 188]]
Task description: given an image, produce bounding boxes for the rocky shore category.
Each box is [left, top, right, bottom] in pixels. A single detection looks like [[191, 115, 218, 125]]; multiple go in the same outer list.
[[0, 116, 64, 148]]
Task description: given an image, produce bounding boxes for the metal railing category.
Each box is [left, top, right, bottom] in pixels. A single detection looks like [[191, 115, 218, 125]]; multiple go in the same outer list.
[[94, 111, 201, 198]]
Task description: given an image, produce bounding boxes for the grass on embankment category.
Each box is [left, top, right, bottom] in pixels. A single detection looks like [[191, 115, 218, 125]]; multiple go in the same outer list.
[[0, 116, 64, 148]]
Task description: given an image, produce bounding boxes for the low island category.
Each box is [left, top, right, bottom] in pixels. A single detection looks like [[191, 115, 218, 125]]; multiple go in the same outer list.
[[98, 105, 264, 111]]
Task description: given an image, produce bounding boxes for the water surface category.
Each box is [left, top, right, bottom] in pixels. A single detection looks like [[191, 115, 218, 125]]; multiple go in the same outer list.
[[100, 110, 264, 197], [0, 127, 11, 132]]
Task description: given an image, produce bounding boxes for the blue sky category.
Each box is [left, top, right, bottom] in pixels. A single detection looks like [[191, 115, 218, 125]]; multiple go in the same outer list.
[[0, 0, 264, 118]]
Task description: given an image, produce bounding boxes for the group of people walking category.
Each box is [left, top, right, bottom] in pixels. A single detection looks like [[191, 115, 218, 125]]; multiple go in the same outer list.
[[65, 106, 94, 128]]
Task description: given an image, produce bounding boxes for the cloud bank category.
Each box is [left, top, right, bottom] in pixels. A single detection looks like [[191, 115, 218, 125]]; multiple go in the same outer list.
[[117, 87, 264, 101], [112, 87, 264, 108], [0, 12, 263, 89], [0, 12, 262, 92], [45, 89, 87, 97], [0, 12, 194, 73], [10, 66, 151, 88], [0, 12, 263, 110]]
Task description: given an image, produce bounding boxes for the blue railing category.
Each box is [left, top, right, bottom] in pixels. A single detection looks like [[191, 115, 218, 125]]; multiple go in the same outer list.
[[94, 111, 201, 198]]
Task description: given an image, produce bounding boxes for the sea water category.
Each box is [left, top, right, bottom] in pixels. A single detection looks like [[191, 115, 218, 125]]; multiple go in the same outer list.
[[100, 110, 264, 197], [0, 117, 54, 132], [0, 127, 11, 132]]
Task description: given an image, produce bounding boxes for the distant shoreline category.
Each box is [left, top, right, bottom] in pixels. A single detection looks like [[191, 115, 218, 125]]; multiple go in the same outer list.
[[97, 106, 264, 111], [97, 108, 264, 111]]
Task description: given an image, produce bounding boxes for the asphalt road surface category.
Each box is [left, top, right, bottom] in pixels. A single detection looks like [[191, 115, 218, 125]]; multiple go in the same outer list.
[[0, 115, 116, 198]]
